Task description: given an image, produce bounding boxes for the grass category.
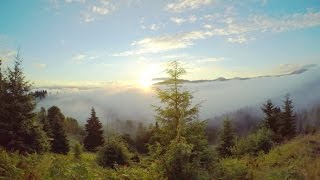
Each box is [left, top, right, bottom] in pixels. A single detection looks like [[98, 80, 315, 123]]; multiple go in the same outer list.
[[0, 150, 160, 180], [214, 133, 320, 180]]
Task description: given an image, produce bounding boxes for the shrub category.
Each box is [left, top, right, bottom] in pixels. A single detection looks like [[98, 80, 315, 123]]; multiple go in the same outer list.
[[97, 139, 131, 169], [232, 128, 275, 157], [73, 143, 82, 160], [213, 158, 249, 179]]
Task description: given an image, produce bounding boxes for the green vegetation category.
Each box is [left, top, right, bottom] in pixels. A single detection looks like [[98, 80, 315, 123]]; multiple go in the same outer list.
[[97, 138, 131, 169], [217, 118, 235, 158], [47, 106, 70, 154], [84, 108, 105, 152], [1, 133, 319, 179], [73, 143, 82, 160], [213, 133, 320, 179], [1, 57, 320, 179]]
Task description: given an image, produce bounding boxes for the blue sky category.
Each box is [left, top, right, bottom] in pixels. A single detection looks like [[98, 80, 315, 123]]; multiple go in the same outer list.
[[0, 0, 319, 88]]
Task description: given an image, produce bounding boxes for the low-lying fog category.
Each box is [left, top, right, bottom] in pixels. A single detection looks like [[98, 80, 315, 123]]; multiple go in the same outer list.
[[36, 67, 320, 125]]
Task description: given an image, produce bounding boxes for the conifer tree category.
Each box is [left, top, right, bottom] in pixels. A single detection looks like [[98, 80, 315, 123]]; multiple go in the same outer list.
[[151, 61, 213, 179], [261, 100, 281, 134], [279, 94, 296, 140], [217, 118, 235, 158], [47, 106, 69, 154], [136, 122, 147, 153], [0, 54, 49, 153], [83, 108, 105, 152], [38, 107, 52, 137]]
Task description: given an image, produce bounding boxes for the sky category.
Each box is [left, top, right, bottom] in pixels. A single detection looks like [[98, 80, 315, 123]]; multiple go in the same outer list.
[[0, 0, 320, 88]]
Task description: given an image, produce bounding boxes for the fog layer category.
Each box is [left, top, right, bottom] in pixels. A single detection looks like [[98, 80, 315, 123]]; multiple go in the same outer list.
[[37, 67, 320, 124]]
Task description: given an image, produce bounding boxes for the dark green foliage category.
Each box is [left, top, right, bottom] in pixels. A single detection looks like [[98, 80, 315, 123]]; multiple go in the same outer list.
[[83, 108, 105, 152], [32, 90, 47, 100], [64, 117, 80, 134], [232, 128, 275, 156], [217, 118, 235, 158], [47, 106, 69, 154], [120, 133, 136, 153], [135, 122, 154, 154], [279, 94, 296, 140], [0, 55, 49, 153], [38, 107, 52, 137], [261, 100, 281, 134], [185, 120, 215, 172], [162, 137, 194, 180], [97, 139, 130, 169]]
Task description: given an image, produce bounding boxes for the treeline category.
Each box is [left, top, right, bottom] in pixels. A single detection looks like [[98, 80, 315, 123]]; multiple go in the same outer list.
[[31, 90, 48, 100], [216, 94, 299, 158], [206, 101, 320, 145]]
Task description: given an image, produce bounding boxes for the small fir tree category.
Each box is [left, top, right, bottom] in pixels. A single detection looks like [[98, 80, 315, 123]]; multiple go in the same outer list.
[[217, 118, 235, 158], [47, 106, 69, 154], [83, 107, 105, 152], [279, 94, 296, 140]]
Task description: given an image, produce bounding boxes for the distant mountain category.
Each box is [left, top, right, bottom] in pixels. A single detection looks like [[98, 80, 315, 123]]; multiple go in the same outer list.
[[153, 65, 316, 85]]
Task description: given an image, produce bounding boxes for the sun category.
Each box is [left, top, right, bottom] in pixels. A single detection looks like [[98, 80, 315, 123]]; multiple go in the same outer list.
[[137, 64, 160, 89]]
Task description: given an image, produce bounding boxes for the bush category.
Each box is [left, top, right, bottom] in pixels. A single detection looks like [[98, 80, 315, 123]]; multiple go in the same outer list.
[[232, 128, 275, 157], [213, 158, 249, 179], [73, 143, 82, 160], [97, 139, 131, 169]]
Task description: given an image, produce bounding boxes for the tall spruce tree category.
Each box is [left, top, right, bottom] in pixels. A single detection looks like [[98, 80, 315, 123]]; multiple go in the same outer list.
[[83, 107, 105, 152], [0, 54, 49, 153], [217, 118, 235, 158], [151, 61, 213, 179], [279, 94, 296, 140], [261, 100, 281, 134], [47, 106, 69, 154]]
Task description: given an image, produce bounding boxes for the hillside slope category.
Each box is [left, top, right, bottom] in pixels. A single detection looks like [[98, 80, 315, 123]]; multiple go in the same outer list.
[[215, 133, 320, 179], [1, 133, 320, 179]]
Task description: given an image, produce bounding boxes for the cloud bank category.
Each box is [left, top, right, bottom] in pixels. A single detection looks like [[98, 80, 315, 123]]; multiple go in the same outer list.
[[36, 66, 320, 125]]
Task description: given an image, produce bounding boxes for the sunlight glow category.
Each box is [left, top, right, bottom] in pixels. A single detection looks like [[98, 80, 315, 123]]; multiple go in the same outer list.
[[138, 64, 161, 89]]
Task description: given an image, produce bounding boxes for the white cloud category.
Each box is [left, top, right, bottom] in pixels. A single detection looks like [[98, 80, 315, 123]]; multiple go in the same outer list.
[[113, 30, 214, 56], [82, 13, 95, 22], [273, 64, 315, 75], [196, 57, 224, 63], [149, 24, 161, 31], [171, 15, 197, 25], [64, 0, 85, 3], [34, 63, 47, 69], [72, 52, 100, 63], [91, 5, 110, 15], [201, 10, 320, 43], [72, 54, 86, 62], [81, 1, 115, 22], [166, 0, 213, 13], [227, 35, 249, 44], [116, 9, 320, 55], [250, 10, 320, 33], [170, 17, 187, 25], [203, 24, 212, 29]]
